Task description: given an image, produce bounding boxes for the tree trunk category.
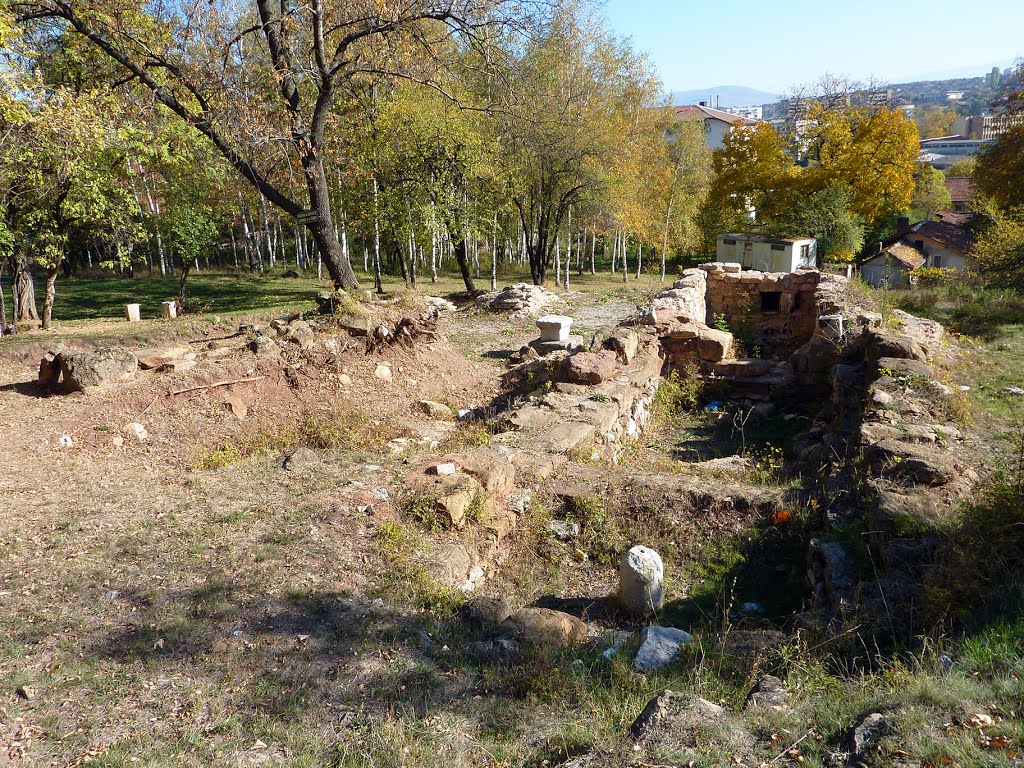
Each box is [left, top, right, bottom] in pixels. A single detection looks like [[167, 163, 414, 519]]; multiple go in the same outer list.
[[42, 266, 59, 330], [14, 257, 39, 325], [454, 237, 477, 293], [0, 261, 7, 335]]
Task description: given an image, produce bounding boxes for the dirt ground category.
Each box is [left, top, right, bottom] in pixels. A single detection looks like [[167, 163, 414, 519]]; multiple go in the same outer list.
[[0, 286, 659, 766]]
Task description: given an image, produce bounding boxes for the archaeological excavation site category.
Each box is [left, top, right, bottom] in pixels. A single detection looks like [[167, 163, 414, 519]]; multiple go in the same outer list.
[[3, 254, 1004, 767]]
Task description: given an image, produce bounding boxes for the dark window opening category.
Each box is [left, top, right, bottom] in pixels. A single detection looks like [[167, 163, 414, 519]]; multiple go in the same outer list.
[[794, 291, 804, 310], [770, 244, 785, 251], [724, 238, 736, 245], [761, 292, 782, 312]]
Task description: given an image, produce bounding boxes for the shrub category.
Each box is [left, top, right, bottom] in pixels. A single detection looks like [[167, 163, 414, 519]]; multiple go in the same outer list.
[[653, 364, 704, 424], [911, 266, 957, 287]]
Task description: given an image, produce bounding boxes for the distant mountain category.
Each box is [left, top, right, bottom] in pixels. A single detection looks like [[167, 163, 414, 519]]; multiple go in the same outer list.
[[670, 85, 780, 108]]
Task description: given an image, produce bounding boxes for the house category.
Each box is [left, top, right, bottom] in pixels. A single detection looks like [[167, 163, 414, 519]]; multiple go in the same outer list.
[[860, 243, 926, 288], [908, 219, 977, 275], [944, 177, 975, 212], [859, 217, 977, 287], [716, 233, 817, 272], [674, 104, 757, 151]]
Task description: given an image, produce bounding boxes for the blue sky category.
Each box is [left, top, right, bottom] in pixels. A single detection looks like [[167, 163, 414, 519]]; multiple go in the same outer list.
[[601, 0, 1022, 93]]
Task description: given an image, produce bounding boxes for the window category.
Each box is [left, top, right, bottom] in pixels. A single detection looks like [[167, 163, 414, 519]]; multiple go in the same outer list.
[[724, 238, 736, 245], [770, 244, 785, 251], [760, 292, 782, 312], [800, 244, 810, 260], [794, 291, 804, 310], [932, 254, 942, 268]]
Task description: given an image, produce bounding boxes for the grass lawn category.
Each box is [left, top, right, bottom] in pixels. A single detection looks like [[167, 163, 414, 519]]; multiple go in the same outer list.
[[1, 265, 674, 325]]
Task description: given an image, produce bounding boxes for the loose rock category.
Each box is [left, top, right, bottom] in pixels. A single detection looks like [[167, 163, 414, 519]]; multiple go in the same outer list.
[[500, 607, 588, 649], [618, 545, 664, 616], [633, 626, 692, 671]]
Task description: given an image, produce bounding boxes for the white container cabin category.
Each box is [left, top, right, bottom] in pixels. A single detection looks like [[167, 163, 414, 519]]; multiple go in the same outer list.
[[716, 233, 817, 272]]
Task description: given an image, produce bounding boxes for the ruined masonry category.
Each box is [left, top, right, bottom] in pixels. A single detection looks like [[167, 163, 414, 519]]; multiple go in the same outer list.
[[408, 261, 857, 593]]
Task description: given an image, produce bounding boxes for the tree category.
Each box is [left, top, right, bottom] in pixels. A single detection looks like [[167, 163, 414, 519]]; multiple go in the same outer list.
[[11, 0, 540, 291], [911, 164, 953, 221], [943, 157, 976, 178], [914, 105, 958, 139], [973, 206, 1024, 287], [976, 126, 1024, 210], [707, 122, 800, 225], [805, 107, 919, 224], [766, 184, 864, 263], [492, 6, 658, 284], [0, 86, 141, 328]]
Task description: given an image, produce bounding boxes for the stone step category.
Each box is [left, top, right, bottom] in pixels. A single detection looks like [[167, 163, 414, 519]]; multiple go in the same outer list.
[[712, 358, 776, 378]]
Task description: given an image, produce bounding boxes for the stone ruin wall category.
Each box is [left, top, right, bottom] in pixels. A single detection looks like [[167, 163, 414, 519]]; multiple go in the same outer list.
[[646, 262, 850, 375], [702, 264, 832, 354]]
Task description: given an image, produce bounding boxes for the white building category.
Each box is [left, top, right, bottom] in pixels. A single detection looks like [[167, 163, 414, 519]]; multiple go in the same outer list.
[[716, 234, 817, 272], [722, 105, 763, 121], [674, 104, 756, 151]]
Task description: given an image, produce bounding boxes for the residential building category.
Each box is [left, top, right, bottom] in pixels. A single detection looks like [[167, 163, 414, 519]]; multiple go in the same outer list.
[[859, 216, 977, 287], [673, 104, 756, 151], [908, 219, 977, 275], [715, 234, 817, 272], [944, 177, 975, 212], [860, 243, 925, 288], [721, 105, 763, 121]]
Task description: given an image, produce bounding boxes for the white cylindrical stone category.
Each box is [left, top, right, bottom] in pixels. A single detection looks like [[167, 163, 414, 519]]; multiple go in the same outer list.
[[124, 303, 141, 322], [162, 301, 177, 320], [618, 545, 664, 616]]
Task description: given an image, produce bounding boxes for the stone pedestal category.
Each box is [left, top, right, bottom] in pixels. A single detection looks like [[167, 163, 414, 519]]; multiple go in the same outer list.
[[162, 301, 178, 320], [124, 303, 141, 322], [536, 315, 573, 342]]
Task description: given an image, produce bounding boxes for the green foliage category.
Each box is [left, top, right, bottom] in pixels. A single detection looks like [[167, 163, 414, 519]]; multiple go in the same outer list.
[[564, 495, 626, 565], [973, 206, 1024, 288], [165, 205, 218, 266], [976, 125, 1024, 210], [910, 163, 953, 221], [766, 183, 865, 261], [926, 429, 1024, 626], [653, 366, 705, 424], [911, 266, 958, 286]]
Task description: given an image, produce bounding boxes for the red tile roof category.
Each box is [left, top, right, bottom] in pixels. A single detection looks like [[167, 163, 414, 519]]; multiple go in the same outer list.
[[913, 219, 975, 254], [944, 177, 975, 203], [884, 243, 926, 269]]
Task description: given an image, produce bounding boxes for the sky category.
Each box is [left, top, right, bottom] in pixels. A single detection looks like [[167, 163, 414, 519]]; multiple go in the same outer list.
[[601, 0, 1022, 94]]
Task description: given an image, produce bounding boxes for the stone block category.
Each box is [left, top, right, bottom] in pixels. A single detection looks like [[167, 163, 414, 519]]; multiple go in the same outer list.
[[533, 421, 595, 454], [528, 335, 584, 355], [431, 474, 483, 529], [124, 303, 141, 322], [607, 328, 639, 363], [536, 314, 573, 342], [566, 350, 618, 384], [162, 301, 178, 320], [161, 358, 196, 373], [453, 447, 516, 495]]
